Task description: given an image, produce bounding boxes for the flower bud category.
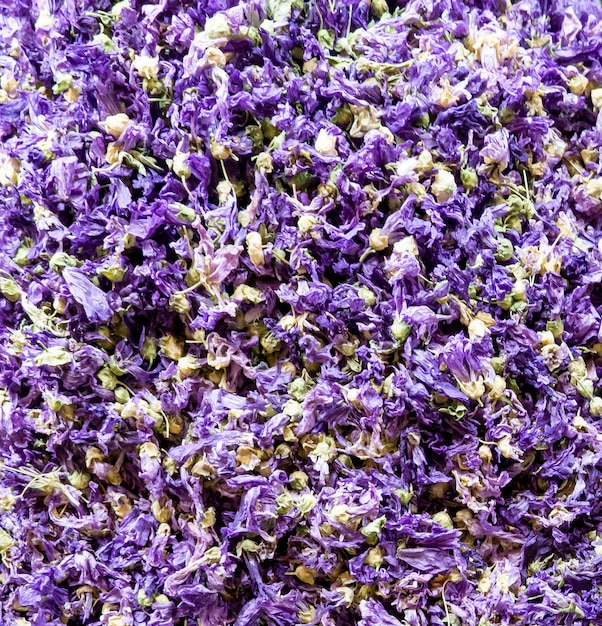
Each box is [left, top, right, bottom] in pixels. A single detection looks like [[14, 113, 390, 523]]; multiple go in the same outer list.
[[132, 55, 159, 80], [100, 113, 130, 139], [246, 231, 265, 266], [591, 87, 602, 110], [315, 128, 338, 155], [431, 169, 457, 202], [369, 228, 389, 251], [590, 397, 602, 416]]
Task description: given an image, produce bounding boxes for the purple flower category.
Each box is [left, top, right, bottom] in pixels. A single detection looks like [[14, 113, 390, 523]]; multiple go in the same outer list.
[[62, 267, 113, 323]]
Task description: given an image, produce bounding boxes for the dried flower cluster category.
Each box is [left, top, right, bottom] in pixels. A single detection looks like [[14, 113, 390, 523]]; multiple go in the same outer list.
[[2, 1, 602, 625]]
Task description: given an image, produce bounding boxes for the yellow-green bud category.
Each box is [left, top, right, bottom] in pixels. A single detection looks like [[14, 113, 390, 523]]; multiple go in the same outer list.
[[365, 546, 384, 569], [297, 493, 317, 514], [114, 387, 130, 403], [495, 239, 514, 262], [141, 337, 157, 363], [68, 471, 90, 489], [370, 0, 389, 17], [369, 228, 389, 251], [171, 151, 191, 178], [546, 318, 564, 339], [276, 491, 295, 514], [590, 397, 602, 416], [360, 516, 386, 545], [289, 471, 309, 491], [170, 292, 191, 315], [392, 319, 411, 341], [137, 590, 153, 607], [432, 510, 454, 529], [460, 167, 478, 191], [358, 286, 376, 306], [294, 565, 315, 584], [98, 264, 126, 282], [0, 276, 21, 302], [497, 293, 513, 310]]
